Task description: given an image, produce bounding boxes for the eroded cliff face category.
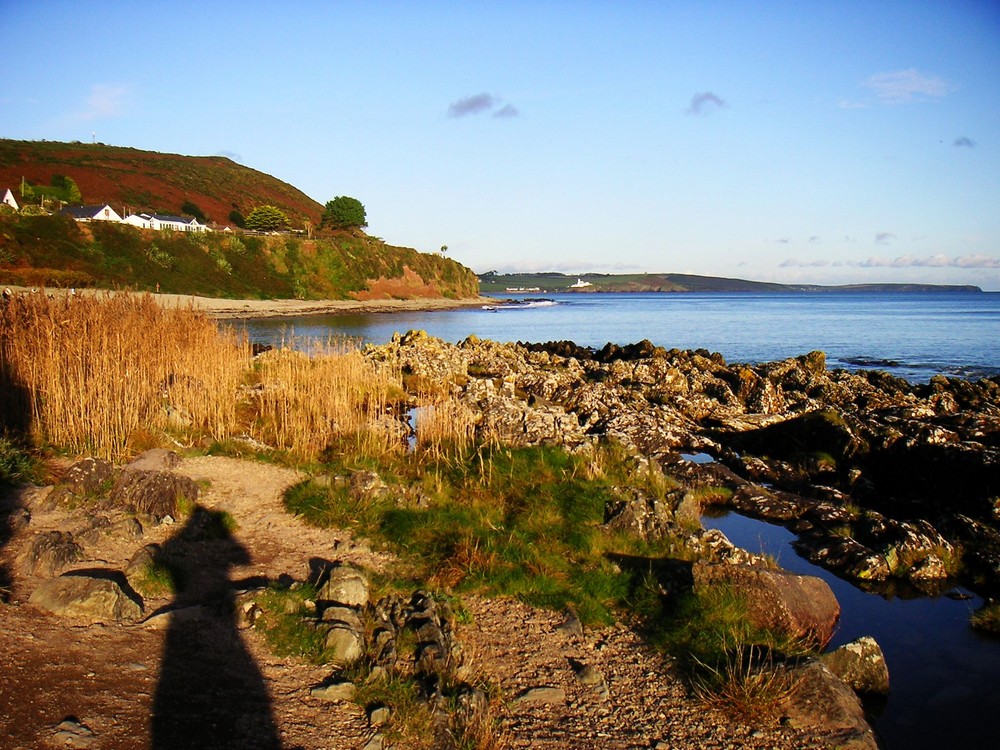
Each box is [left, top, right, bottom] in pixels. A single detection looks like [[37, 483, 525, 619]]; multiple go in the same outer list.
[[367, 332, 1000, 594]]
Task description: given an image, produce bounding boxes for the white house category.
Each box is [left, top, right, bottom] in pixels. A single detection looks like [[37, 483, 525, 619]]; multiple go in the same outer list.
[[124, 213, 207, 232], [60, 204, 123, 222], [2, 188, 18, 211]]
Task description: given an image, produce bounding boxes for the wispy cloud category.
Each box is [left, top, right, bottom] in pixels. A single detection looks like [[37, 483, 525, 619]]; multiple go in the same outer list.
[[493, 103, 520, 119], [216, 150, 243, 162], [73, 83, 130, 121], [875, 231, 896, 245], [781, 254, 1000, 269], [447, 93, 519, 119], [780, 258, 830, 267], [863, 69, 951, 104], [954, 136, 977, 148], [686, 92, 727, 115]]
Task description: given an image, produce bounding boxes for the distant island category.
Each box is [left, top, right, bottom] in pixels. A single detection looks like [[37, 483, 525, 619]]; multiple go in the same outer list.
[[477, 271, 983, 294]]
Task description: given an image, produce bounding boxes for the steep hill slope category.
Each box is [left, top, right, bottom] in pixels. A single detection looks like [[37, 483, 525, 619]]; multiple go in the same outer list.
[[0, 139, 323, 228], [0, 214, 478, 300]]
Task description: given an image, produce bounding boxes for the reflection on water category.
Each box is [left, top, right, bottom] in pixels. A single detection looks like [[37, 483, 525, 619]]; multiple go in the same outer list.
[[702, 510, 1000, 750]]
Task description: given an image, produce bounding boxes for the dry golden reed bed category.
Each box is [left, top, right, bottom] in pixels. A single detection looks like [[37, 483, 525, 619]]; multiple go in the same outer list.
[[0, 292, 474, 463]]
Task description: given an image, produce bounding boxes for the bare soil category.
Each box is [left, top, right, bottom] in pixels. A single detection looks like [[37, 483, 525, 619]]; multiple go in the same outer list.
[[0, 455, 844, 749]]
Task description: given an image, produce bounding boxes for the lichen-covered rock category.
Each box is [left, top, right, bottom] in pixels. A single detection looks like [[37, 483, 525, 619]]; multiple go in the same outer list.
[[109, 470, 199, 521], [29, 572, 143, 622], [316, 563, 370, 608], [820, 636, 890, 696], [61, 457, 114, 496], [15, 530, 84, 577]]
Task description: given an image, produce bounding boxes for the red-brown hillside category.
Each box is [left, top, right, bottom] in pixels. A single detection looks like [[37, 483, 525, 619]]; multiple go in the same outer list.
[[0, 139, 324, 227]]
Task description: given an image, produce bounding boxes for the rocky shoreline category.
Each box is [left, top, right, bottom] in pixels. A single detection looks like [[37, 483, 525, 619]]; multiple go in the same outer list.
[[368, 332, 1000, 600]]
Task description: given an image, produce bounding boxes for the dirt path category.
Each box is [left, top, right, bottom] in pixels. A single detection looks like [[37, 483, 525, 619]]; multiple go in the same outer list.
[[0, 455, 849, 749]]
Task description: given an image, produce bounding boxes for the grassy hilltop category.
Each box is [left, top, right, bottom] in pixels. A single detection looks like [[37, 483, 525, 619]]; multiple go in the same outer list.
[[0, 139, 478, 300]]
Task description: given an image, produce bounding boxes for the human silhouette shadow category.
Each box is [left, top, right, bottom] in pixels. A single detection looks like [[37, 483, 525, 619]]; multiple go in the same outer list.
[[152, 507, 281, 750]]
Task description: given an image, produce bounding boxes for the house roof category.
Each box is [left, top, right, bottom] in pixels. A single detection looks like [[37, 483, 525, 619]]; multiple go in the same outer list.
[[61, 204, 113, 219], [150, 214, 198, 224]]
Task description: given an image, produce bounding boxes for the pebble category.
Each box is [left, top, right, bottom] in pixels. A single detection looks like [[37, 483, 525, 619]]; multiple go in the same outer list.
[[515, 686, 567, 704]]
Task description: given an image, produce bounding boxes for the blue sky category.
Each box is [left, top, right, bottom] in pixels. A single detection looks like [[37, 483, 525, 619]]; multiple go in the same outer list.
[[2, 0, 999, 288]]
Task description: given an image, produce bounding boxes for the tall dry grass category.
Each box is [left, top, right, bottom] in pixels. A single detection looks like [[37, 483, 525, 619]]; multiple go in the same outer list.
[[248, 340, 404, 462], [0, 291, 248, 460], [413, 397, 477, 460]]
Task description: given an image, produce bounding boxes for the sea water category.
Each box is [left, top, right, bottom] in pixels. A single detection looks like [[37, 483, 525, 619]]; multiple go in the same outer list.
[[241, 291, 1000, 382]]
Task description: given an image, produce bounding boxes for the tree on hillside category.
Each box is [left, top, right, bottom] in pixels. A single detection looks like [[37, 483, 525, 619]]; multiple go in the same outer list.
[[321, 196, 367, 229], [245, 205, 290, 232], [181, 200, 207, 223], [228, 209, 246, 228]]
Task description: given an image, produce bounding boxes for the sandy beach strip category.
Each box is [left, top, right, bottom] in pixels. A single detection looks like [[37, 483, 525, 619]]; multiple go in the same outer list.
[[3, 285, 495, 319]]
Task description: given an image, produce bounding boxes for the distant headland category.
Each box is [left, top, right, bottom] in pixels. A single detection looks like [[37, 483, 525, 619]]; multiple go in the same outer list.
[[477, 271, 983, 294]]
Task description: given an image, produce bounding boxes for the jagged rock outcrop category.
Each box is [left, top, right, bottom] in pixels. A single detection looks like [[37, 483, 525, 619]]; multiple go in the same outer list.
[[366, 332, 1000, 592]]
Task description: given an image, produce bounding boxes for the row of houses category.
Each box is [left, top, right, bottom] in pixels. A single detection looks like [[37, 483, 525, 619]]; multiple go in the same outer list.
[[2, 189, 217, 233], [63, 204, 211, 232]]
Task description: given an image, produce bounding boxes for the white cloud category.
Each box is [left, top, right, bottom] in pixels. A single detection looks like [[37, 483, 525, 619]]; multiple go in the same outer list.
[[781, 254, 1000, 270], [863, 69, 951, 104], [74, 83, 130, 121]]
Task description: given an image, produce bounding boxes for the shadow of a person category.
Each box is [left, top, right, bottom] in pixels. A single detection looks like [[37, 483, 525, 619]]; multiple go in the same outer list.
[[152, 506, 281, 750]]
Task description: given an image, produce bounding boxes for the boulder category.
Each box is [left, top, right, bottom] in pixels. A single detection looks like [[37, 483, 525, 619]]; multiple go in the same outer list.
[[820, 636, 890, 696], [316, 564, 370, 608], [109, 470, 199, 520], [310, 679, 356, 702], [62, 457, 114, 496], [778, 661, 879, 750], [124, 449, 181, 473], [15, 530, 83, 577], [321, 624, 363, 664], [692, 562, 840, 648], [29, 572, 143, 622]]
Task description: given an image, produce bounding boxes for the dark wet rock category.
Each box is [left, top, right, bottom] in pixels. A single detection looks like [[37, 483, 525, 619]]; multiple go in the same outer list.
[[109, 469, 198, 521], [725, 408, 868, 464], [15, 530, 84, 577], [793, 532, 890, 582], [29, 571, 143, 622], [820, 636, 890, 696], [692, 562, 840, 648]]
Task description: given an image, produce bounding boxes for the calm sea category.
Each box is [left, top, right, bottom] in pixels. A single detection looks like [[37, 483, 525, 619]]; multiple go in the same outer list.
[[242, 291, 1000, 382]]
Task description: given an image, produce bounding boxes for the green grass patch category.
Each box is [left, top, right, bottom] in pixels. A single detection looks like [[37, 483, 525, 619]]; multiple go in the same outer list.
[[285, 443, 682, 626], [0, 436, 42, 487], [971, 603, 1000, 635], [253, 583, 330, 663]]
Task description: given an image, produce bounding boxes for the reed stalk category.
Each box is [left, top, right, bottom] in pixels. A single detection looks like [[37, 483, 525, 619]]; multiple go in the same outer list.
[[0, 291, 248, 460]]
